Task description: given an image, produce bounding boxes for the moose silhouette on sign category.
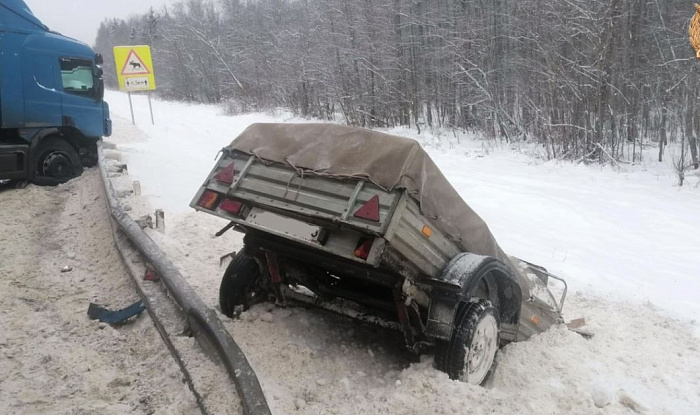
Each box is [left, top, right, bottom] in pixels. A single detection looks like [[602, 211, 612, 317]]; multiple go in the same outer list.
[[130, 61, 143, 70]]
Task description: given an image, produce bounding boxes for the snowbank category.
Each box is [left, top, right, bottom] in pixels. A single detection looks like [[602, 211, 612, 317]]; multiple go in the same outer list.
[[106, 90, 700, 320], [105, 91, 700, 414], [142, 210, 700, 415]]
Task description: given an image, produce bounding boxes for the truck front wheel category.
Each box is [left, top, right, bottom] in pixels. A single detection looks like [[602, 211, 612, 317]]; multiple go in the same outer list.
[[34, 137, 83, 184], [219, 248, 268, 317], [435, 299, 500, 385]]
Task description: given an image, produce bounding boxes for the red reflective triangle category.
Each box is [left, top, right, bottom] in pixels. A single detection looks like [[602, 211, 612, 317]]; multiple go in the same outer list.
[[213, 163, 235, 184], [353, 195, 380, 222]]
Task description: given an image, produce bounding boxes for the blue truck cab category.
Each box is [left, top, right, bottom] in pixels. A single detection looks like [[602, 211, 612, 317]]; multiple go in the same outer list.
[[0, 0, 111, 184]]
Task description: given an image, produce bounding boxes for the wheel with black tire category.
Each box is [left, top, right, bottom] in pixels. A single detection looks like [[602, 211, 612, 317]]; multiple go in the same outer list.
[[33, 137, 83, 184], [435, 299, 500, 385], [219, 248, 268, 317]]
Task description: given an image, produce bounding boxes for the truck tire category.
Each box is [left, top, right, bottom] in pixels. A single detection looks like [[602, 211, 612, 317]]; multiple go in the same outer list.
[[34, 137, 83, 184], [219, 249, 267, 317], [435, 299, 500, 385]]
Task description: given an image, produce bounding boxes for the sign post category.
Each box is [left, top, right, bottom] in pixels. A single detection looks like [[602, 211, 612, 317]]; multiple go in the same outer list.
[[148, 93, 154, 125], [127, 91, 135, 125], [113, 45, 157, 125]]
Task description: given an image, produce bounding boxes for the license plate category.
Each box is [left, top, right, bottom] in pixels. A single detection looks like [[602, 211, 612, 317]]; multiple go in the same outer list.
[[246, 208, 321, 244]]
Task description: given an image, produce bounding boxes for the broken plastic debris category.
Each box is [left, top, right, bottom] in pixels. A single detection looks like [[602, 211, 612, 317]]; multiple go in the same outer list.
[[61, 265, 73, 273], [567, 318, 594, 338], [144, 266, 159, 282], [87, 300, 146, 324], [566, 317, 586, 329]]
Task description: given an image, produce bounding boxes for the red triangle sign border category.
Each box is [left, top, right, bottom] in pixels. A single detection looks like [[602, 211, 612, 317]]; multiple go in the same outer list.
[[120, 49, 151, 76]]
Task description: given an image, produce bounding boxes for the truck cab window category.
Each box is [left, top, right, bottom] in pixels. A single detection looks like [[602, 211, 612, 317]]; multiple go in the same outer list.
[[59, 58, 94, 97]]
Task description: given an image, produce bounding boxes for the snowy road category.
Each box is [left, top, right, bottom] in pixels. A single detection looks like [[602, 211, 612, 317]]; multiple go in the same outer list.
[[106, 91, 700, 414], [0, 170, 198, 414]]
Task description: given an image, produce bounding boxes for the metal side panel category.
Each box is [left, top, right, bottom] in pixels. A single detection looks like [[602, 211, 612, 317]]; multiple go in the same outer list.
[[234, 176, 352, 217], [387, 197, 461, 279], [517, 298, 561, 341], [214, 151, 402, 234], [345, 183, 401, 233]]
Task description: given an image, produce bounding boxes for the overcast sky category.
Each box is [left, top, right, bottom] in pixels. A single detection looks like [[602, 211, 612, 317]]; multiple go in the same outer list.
[[25, 0, 175, 45]]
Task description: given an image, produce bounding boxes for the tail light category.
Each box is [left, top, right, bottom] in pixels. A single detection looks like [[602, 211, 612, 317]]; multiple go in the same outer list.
[[219, 198, 243, 215], [213, 162, 236, 184], [354, 237, 374, 260], [197, 190, 220, 210]]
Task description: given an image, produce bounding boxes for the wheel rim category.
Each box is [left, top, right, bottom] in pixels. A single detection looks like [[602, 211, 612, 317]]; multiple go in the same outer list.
[[41, 151, 74, 179], [462, 314, 498, 384]]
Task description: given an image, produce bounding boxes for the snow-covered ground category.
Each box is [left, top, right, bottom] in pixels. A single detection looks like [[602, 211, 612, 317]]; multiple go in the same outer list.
[[0, 170, 199, 414], [107, 90, 700, 319], [106, 90, 700, 414], [105, 91, 308, 213]]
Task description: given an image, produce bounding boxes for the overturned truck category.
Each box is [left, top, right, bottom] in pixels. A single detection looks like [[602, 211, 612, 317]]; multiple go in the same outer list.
[[191, 123, 566, 385]]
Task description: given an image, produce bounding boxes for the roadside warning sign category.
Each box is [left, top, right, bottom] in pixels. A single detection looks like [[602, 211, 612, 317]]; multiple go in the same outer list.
[[113, 45, 156, 92], [120, 50, 151, 75]]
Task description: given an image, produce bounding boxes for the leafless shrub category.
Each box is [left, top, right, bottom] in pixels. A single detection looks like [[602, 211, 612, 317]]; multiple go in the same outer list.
[[670, 146, 690, 187]]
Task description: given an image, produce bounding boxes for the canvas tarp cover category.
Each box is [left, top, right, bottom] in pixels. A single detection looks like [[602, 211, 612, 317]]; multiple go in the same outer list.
[[227, 123, 523, 287]]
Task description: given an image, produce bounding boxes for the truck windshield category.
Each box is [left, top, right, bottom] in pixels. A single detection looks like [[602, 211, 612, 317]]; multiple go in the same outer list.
[[59, 58, 94, 98]]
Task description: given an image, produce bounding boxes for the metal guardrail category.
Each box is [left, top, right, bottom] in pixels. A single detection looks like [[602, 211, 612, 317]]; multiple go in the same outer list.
[[97, 142, 271, 415]]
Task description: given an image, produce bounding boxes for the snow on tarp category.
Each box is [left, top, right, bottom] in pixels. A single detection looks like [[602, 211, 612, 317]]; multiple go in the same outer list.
[[228, 123, 525, 287]]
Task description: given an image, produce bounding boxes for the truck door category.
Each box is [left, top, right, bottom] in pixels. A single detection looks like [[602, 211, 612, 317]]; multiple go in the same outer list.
[[1, 32, 29, 129], [22, 53, 62, 128], [58, 56, 104, 138]]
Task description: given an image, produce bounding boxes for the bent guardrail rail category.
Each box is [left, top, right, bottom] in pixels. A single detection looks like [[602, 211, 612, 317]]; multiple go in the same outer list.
[[97, 141, 271, 415]]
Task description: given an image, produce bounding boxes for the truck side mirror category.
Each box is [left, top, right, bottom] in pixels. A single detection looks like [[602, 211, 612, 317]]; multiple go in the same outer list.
[[95, 53, 104, 65]]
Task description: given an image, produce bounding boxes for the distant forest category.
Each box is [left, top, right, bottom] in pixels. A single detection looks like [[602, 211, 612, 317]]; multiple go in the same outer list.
[[95, 0, 700, 168]]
